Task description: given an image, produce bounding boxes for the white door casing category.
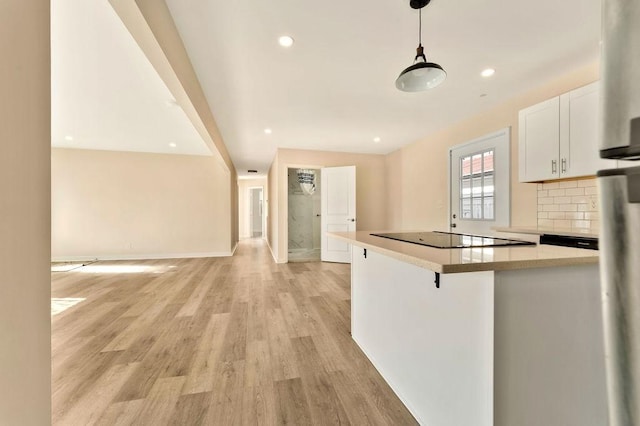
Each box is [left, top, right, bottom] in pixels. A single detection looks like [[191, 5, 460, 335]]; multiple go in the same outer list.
[[321, 166, 356, 263], [450, 128, 511, 235]]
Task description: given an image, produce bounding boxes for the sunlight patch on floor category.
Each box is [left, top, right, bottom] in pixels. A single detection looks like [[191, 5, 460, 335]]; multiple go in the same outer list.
[[51, 262, 90, 272], [78, 264, 158, 274], [51, 298, 86, 316]]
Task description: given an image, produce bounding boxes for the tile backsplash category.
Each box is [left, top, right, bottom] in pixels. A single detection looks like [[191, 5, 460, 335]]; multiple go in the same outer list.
[[537, 178, 599, 232]]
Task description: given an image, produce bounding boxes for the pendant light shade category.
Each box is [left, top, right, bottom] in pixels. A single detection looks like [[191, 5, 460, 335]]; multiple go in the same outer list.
[[396, 1, 446, 92], [396, 45, 446, 91]]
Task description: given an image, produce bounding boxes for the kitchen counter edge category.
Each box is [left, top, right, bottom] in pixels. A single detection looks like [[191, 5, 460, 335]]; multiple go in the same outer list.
[[328, 231, 599, 274]]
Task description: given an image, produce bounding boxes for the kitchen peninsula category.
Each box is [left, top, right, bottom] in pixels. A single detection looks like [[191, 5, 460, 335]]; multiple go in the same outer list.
[[330, 231, 607, 426]]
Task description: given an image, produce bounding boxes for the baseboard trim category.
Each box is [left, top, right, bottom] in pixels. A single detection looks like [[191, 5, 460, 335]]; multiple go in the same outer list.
[[51, 256, 98, 263], [266, 240, 284, 264], [52, 251, 234, 262], [231, 242, 239, 256]]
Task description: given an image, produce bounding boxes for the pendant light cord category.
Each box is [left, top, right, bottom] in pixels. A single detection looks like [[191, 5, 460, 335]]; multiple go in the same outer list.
[[419, 8, 422, 47], [415, 7, 426, 62]]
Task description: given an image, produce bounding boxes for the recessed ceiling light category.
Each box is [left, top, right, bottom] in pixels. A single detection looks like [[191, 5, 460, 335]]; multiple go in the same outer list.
[[481, 68, 496, 78], [373, 137, 381, 143], [278, 36, 295, 48], [169, 143, 177, 148], [64, 135, 74, 141], [264, 128, 272, 134]]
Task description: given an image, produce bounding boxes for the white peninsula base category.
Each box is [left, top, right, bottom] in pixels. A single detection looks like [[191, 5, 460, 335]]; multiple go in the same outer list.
[[351, 245, 607, 426]]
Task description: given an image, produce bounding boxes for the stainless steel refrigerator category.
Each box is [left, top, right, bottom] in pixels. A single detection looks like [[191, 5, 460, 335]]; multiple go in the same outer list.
[[598, 0, 640, 424]]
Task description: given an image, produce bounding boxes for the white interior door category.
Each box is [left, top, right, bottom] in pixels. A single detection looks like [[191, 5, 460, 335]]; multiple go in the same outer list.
[[450, 128, 511, 235], [321, 166, 356, 263], [249, 188, 263, 238]]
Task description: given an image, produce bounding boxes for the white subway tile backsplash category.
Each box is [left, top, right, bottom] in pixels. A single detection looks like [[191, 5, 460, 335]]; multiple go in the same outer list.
[[565, 188, 585, 196], [554, 196, 572, 204], [554, 219, 572, 228], [558, 181, 579, 189], [537, 177, 599, 233], [578, 179, 597, 188], [585, 186, 598, 195], [558, 204, 578, 212], [571, 196, 589, 204], [548, 212, 565, 219], [539, 197, 555, 205], [548, 189, 566, 197], [573, 220, 591, 229]]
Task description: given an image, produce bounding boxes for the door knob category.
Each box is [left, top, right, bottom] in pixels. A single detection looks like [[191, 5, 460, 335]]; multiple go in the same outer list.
[[348, 218, 356, 222]]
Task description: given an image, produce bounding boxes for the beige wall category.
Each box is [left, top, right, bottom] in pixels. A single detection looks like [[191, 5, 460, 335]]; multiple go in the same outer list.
[[0, 1, 51, 424], [109, 0, 239, 252], [386, 62, 600, 231], [270, 148, 388, 262], [267, 155, 279, 260], [230, 169, 239, 250], [238, 177, 267, 239], [52, 148, 234, 259]]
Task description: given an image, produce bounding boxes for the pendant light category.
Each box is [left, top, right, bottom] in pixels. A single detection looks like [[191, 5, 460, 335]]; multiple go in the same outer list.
[[396, 0, 446, 92]]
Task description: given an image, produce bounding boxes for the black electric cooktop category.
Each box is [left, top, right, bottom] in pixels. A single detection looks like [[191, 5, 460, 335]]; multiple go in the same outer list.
[[370, 231, 536, 249]]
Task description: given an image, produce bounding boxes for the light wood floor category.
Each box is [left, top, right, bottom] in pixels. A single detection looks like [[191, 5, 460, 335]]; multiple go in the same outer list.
[[52, 239, 417, 425]]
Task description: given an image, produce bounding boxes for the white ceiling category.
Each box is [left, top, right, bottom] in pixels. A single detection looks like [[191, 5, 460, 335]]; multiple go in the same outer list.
[[51, 0, 211, 156], [51, 0, 601, 175], [165, 0, 601, 177]]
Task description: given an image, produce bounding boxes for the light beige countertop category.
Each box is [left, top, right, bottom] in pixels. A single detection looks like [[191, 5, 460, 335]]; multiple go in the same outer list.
[[493, 226, 598, 239], [329, 231, 599, 274]]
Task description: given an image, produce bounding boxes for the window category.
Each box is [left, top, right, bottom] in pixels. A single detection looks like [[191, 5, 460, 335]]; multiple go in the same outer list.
[[460, 149, 494, 220]]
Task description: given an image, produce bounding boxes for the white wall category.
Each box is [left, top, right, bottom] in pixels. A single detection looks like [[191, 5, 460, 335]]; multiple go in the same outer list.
[[238, 178, 267, 239], [0, 1, 51, 424], [52, 148, 233, 259]]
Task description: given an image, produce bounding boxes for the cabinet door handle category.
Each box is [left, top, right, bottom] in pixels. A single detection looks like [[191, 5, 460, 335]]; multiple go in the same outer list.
[[561, 158, 567, 173], [551, 160, 557, 174]]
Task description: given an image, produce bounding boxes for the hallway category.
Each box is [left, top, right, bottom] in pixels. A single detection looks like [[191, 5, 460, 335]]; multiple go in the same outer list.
[[51, 239, 416, 425]]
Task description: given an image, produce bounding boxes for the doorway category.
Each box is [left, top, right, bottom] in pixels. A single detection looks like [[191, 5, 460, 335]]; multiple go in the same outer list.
[[249, 187, 264, 238], [287, 168, 321, 262], [449, 128, 511, 235]]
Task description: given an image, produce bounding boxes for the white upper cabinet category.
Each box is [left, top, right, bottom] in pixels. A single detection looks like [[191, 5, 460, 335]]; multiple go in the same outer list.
[[519, 81, 617, 182], [560, 82, 615, 178], [519, 97, 560, 182]]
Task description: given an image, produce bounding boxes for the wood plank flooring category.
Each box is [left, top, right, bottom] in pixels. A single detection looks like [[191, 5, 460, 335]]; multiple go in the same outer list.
[[52, 239, 417, 425]]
